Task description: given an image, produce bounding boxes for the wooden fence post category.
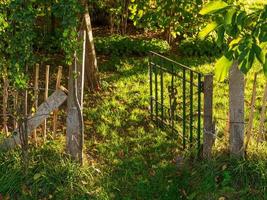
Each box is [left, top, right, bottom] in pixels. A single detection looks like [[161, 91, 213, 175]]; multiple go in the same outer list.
[[66, 30, 86, 164], [52, 66, 62, 138], [257, 82, 267, 143], [43, 65, 50, 141], [33, 63, 39, 144], [13, 91, 18, 130], [2, 69, 9, 135], [229, 62, 245, 157], [245, 72, 258, 151], [203, 74, 215, 159]]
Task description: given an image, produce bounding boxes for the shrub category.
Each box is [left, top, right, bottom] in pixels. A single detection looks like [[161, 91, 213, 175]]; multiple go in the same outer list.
[[95, 35, 170, 56], [178, 37, 225, 57]]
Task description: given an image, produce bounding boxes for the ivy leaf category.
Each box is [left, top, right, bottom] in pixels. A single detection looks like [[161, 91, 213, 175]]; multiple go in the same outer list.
[[199, 0, 229, 15], [199, 21, 218, 40], [215, 55, 233, 81]]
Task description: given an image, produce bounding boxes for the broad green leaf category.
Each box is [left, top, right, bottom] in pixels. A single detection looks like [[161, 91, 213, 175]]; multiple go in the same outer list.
[[240, 49, 255, 74], [217, 26, 225, 47], [253, 43, 265, 64], [199, 0, 229, 15], [239, 58, 248, 74], [225, 8, 236, 25], [264, 58, 267, 77], [229, 37, 242, 49], [215, 55, 233, 81], [199, 22, 218, 40]]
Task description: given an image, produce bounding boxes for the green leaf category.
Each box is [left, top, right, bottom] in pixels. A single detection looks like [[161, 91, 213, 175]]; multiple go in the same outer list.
[[225, 8, 236, 25], [240, 49, 255, 74], [199, 0, 229, 15], [253, 43, 265, 64], [199, 21, 218, 40], [229, 37, 242, 49], [263, 59, 267, 77], [215, 55, 233, 81], [33, 173, 43, 180], [217, 26, 225, 47]]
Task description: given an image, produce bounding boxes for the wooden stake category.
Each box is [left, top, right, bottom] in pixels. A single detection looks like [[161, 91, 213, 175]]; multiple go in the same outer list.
[[43, 65, 50, 141], [203, 74, 215, 159], [244, 72, 258, 151], [13, 91, 18, 130], [52, 66, 63, 138], [2, 68, 9, 135], [33, 64, 39, 144], [257, 82, 267, 143], [66, 30, 86, 164]]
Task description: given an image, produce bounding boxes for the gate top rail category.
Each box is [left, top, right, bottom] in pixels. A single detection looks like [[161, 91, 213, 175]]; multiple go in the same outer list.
[[149, 51, 203, 75]]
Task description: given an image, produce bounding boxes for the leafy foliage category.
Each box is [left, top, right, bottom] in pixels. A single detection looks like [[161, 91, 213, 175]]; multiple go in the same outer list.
[[95, 35, 170, 56], [199, 0, 267, 80], [129, 0, 204, 42], [0, 0, 82, 88], [178, 37, 225, 57]]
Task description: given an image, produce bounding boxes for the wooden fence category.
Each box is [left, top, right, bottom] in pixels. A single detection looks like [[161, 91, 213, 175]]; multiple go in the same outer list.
[[0, 64, 66, 143]]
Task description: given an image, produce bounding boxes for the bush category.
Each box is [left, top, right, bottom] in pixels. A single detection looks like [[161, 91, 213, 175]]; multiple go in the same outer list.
[[178, 37, 225, 57], [95, 35, 170, 56]]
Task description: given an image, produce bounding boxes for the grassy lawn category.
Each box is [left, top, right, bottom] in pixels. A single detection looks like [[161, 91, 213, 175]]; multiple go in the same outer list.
[[0, 55, 266, 199]]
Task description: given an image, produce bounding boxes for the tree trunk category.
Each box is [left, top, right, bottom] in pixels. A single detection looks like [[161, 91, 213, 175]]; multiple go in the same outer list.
[[229, 61, 245, 157], [83, 5, 100, 91], [121, 0, 130, 35]]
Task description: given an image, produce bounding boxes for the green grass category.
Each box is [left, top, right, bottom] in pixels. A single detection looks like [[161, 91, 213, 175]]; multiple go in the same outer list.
[[0, 54, 266, 199]]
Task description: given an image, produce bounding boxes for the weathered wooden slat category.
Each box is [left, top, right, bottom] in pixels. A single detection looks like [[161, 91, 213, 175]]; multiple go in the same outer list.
[[0, 89, 67, 150]]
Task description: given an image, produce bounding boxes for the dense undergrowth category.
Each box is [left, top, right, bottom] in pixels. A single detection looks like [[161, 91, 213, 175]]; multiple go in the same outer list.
[[95, 35, 170, 56], [0, 53, 266, 199]]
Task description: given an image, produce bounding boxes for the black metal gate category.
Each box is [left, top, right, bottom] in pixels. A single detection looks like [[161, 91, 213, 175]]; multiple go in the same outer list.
[[149, 52, 204, 151]]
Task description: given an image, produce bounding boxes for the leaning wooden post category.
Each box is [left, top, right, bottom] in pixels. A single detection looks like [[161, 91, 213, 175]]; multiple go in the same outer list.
[[66, 30, 86, 164], [2, 69, 9, 135], [229, 62, 245, 157], [203, 74, 215, 159], [43, 65, 50, 141], [244, 72, 258, 151], [257, 82, 267, 143], [33, 63, 39, 144], [52, 66, 62, 138]]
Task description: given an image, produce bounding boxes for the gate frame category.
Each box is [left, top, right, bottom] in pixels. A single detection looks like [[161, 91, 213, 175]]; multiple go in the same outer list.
[[149, 51, 214, 156]]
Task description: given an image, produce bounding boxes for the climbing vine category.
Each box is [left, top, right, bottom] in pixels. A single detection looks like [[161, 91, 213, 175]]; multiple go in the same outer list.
[[0, 0, 82, 88]]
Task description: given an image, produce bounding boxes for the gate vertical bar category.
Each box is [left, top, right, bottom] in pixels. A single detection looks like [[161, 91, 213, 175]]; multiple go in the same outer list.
[[182, 68, 186, 149], [160, 70, 164, 122], [171, 65, 174, 132], [189, 71, 193, 147], [197, 74, 202, 151], [149, 59, 153, 119], [155, 65, 158, 124]]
